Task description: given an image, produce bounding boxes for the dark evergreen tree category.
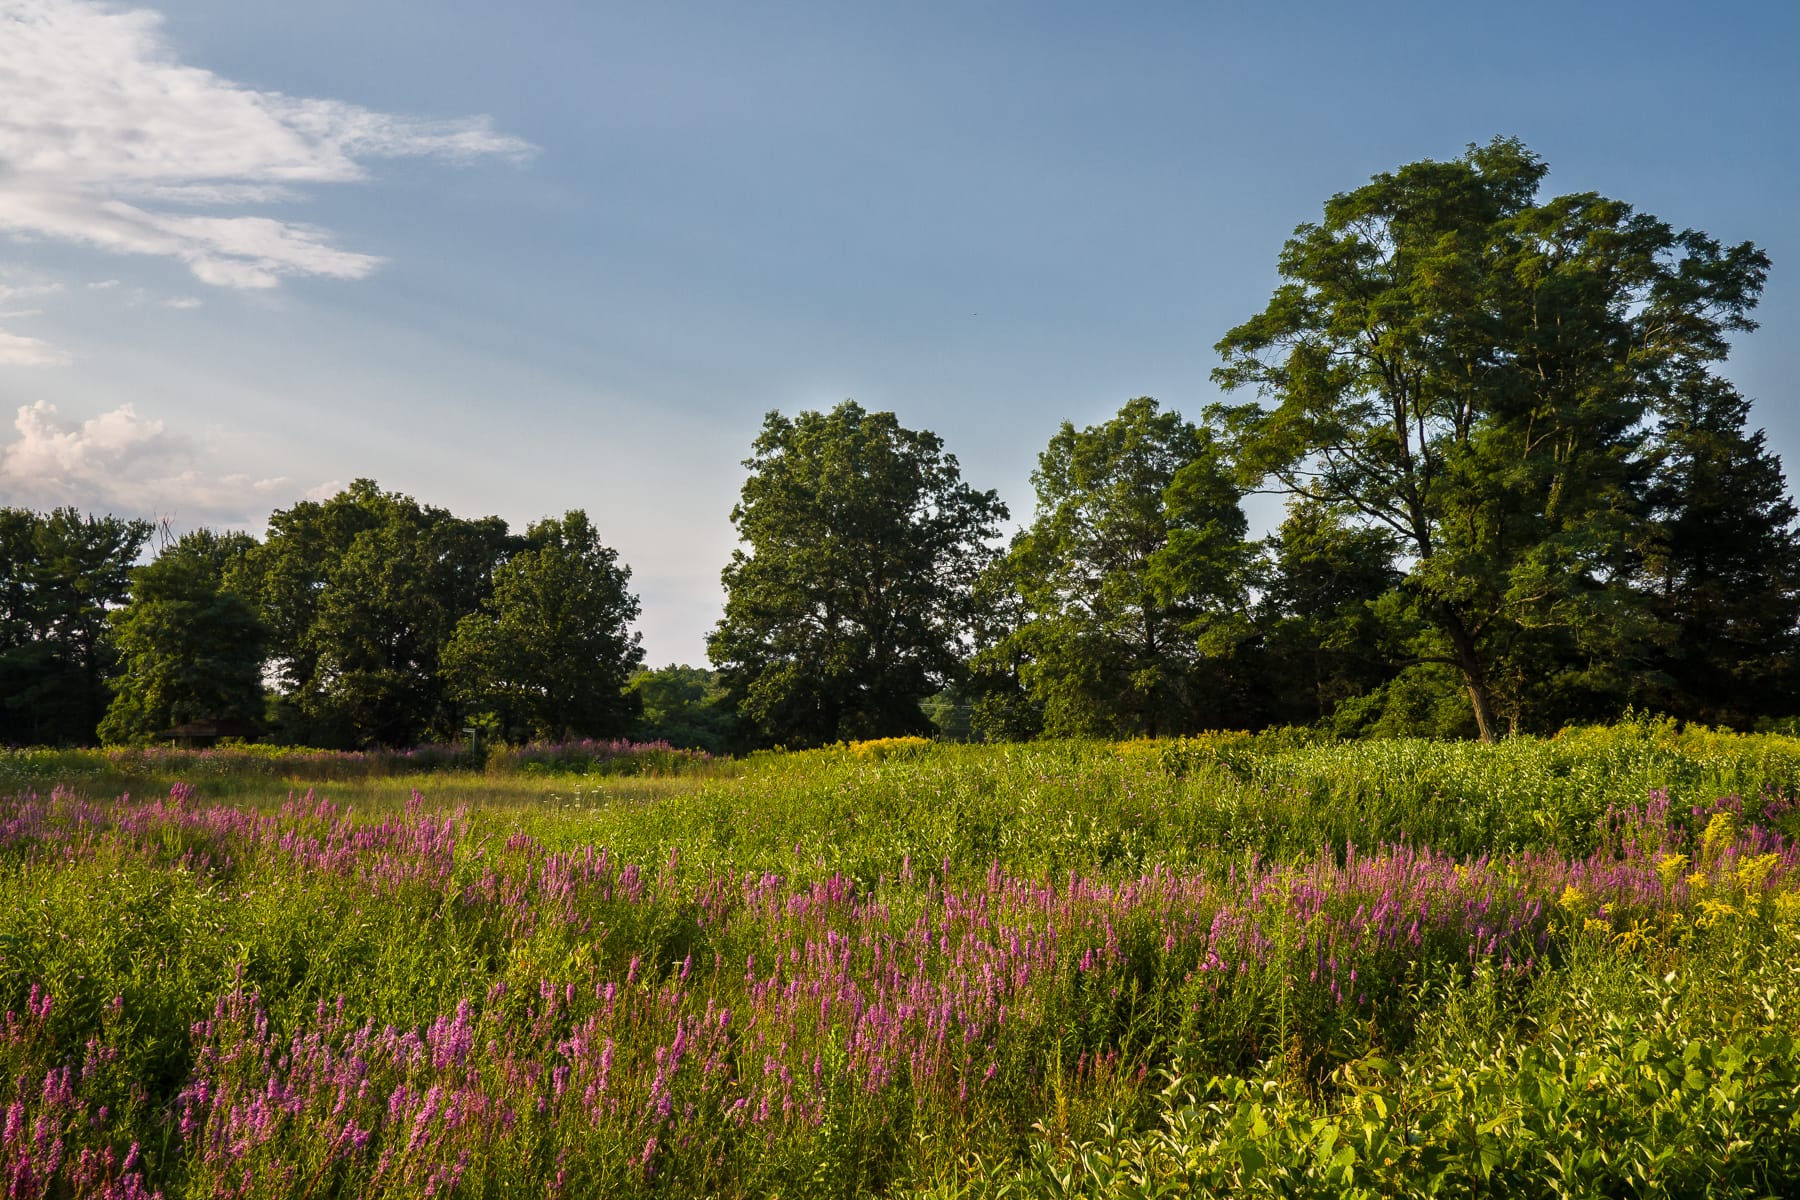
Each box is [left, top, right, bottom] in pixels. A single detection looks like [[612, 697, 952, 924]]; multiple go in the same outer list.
[[0, 507, 151, 745], [1639, 378, 1800, 726]]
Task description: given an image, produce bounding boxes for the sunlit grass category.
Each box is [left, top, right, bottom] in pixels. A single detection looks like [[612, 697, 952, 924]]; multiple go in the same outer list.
[[4, 724, 1800, 1196]]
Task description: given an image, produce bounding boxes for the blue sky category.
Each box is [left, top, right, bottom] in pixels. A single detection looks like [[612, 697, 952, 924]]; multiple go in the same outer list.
[[1, 0, 1796, 666]]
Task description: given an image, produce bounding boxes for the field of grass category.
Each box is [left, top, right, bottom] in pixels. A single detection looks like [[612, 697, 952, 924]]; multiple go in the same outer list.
[[4, 720, 1800, 1197]]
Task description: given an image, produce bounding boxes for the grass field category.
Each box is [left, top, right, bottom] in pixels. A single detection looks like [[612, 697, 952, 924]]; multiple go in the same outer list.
[[4, 721, 1800, 1197]]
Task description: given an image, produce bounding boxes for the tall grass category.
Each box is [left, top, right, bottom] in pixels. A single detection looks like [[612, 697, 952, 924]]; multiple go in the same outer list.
[[2, 724, 1799, 1196]]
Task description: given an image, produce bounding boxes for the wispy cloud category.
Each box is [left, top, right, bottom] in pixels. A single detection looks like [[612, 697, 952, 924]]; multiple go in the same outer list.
[[0, 271, 67, 363], [0, 400, 316, 520], [0, 329, 69, 366], [0, 0, 534, 289]]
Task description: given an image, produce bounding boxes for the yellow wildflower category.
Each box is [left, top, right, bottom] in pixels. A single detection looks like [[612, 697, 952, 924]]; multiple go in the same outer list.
[[1654, 853, 1689, 894], [1736, 853, 1781, 894], [1695, 899, 1738, 929], [848, 736, 932, 761], [1700, 812, 1737, 866]]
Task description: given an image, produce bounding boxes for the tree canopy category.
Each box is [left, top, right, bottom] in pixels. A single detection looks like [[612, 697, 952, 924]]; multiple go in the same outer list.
[[0, 508, 151, 745], [444, 510, 644, 742], [100, 529, 266, 745], [1254, 496, 1402, 730], [628, 664, 739, 753], [1212, 137, 1771, 740], [977, 398, 1254, 738], [229, 480, 516, 747], [8, 139, 1800, 750], [708, 401, 1007, 748]]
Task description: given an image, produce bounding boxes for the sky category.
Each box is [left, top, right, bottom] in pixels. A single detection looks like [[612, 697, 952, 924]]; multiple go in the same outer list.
[[1, 0, 1796, 667]]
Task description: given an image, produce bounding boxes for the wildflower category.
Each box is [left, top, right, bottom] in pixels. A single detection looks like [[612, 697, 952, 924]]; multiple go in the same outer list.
[[1654, 853, 1689, 894], [1736, 853, 1781, 894], [1695, 899, 1738, 928], [1700, 811, 1737, 866]]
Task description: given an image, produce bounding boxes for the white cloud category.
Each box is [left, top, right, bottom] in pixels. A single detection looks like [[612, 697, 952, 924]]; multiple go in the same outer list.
[[0, 328, 69, 366], [0, 0, 533, 289], [0, 400, 314, 519]]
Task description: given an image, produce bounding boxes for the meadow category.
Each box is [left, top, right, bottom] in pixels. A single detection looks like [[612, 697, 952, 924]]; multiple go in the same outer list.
[[4, 720, 1800, 1197]]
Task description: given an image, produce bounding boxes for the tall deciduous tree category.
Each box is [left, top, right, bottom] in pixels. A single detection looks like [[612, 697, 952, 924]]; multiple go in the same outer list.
[[230, 481, 514, 747], [1213, 138, 1769, 740], [444, 510, 643, 742], [977, 398, 1253, 737], [99, 529, 266, 744], [709, 401, 1006, 748]]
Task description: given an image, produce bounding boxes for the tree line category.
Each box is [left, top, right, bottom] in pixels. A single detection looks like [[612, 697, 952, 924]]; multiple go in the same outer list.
[[1, 486, 642, 748], [5, 139, 1797, 749]]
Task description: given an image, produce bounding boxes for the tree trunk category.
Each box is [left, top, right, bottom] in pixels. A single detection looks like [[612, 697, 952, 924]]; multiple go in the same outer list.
[[1443, 615, 1499, 743]]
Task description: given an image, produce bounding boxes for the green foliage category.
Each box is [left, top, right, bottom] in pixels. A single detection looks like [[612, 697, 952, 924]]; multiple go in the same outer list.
[[1213, 137, 1771, 741], [920, 682, 975, 741], [1254, 497, 1402, 729], [628, 663, 739, 753], [7, 726, 1800, 1196], [986, 959, 1800, 1199], [100, 528, 266, 745], [979, 398, 1256, 739], [709, 401, 1007, 748], [230, 480, 517, 747], [1639, 375, 1800, 726], [5, 727, 1800, 1196], [0, 506, 152, 745], [444, 510, 644, 742]]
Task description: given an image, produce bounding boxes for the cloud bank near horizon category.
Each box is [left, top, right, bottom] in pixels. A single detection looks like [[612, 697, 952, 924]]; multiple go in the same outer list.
[[0, 0, 533, 293], [0, 400, 334, 523]]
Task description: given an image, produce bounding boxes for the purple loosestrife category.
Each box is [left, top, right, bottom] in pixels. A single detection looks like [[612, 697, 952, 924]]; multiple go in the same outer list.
[[4, 774, 1798, 1193]]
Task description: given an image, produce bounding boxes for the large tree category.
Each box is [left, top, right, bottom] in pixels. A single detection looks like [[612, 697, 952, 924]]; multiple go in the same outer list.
[[99, 529, 266, 745], [978, 397, 1254, 737], [229, 481, 515, 747], [709, 401, 1006, 747], [0, 508, 151, 745], [1212, 138, 1769, 740], [444, 510, 643, 742]]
